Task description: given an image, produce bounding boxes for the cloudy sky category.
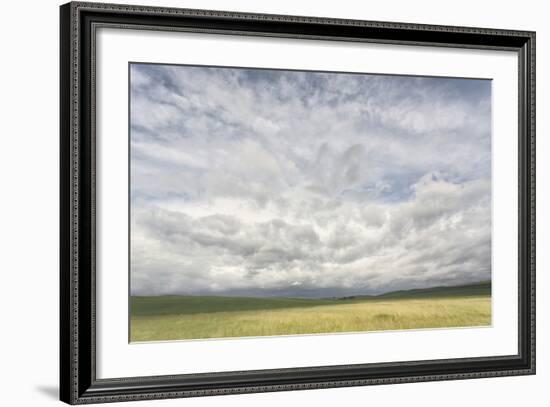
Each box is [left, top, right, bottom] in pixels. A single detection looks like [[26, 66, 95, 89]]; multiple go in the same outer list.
[[129, 63, 492, 297]]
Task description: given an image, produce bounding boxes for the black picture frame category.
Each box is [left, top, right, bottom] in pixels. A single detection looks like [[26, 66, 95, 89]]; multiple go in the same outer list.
[[60, 1, 536, 404]]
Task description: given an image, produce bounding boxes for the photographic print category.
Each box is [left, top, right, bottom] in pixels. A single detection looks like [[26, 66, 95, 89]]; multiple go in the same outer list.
[[129, 63, 492, 342]]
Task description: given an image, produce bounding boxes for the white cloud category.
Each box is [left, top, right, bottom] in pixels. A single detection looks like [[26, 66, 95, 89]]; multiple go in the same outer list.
[[130, 64, 491, 296]]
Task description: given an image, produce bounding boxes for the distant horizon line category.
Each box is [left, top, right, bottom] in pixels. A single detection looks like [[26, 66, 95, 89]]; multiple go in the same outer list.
[[131, 280, 491, 299]]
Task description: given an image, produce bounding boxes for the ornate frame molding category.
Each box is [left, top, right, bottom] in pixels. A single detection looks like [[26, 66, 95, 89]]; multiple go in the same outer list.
[[60, 2, 535, 404]]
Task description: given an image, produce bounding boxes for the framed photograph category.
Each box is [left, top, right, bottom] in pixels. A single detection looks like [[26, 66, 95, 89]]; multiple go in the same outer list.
[[60, 1, 536, 404]]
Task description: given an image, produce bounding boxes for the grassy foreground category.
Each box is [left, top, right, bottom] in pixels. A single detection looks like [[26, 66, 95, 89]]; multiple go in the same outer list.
[[130, 282, 491, 342]]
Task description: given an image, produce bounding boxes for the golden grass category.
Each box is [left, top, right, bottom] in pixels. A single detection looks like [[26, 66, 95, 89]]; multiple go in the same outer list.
[[130, 295, 491, 342]]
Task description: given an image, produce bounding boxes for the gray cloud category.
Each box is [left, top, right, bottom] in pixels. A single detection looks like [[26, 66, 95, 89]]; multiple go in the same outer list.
[[130, 63, 491, 297]]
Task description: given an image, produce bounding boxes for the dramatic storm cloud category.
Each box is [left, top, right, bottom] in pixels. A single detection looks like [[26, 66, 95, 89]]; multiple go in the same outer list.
[[130, 63, 491, 297]]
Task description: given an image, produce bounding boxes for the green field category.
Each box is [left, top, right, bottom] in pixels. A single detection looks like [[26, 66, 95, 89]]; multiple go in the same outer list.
[[130, 282, 491, 342]]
